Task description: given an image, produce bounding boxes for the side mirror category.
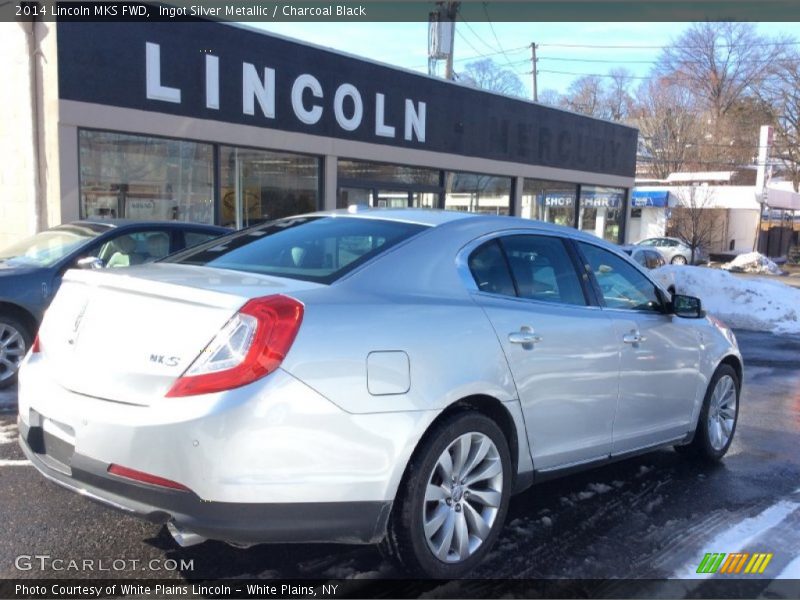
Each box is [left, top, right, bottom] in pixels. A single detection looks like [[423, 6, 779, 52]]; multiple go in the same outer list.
[[672, 294, 704, 318], [76, 256, 104, 270]]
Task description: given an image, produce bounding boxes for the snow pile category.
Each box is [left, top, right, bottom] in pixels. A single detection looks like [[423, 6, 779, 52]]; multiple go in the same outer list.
[[720, 251, 783, 275], [653, 265, 800, 335]]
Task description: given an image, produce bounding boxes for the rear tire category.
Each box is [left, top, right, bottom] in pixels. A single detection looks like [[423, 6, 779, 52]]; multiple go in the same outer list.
[[0, 315, 32, 389], [671, 255, 688, 265], [675, 365, 739, 461], [381, 412, 512, 578]]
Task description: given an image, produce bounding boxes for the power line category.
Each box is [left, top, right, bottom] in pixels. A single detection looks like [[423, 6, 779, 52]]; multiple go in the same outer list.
[[455, 8, 501, 55], [481, 2, 519, 74], [538, 40, 800, 50]]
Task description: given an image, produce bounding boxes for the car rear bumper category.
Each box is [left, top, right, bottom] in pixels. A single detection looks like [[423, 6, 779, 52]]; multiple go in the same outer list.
[[17, 354, 440, 544], [19, 420, 390, 544]]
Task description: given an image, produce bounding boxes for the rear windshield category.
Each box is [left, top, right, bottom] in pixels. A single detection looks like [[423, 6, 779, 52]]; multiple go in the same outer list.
[[165, 216, 428, 283]]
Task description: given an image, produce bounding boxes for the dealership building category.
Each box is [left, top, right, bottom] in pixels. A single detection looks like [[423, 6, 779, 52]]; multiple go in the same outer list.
[[1, 19, 637, 250]]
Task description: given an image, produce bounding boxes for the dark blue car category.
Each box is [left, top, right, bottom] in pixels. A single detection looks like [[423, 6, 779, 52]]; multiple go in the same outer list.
[[0, 219, 230, 387]]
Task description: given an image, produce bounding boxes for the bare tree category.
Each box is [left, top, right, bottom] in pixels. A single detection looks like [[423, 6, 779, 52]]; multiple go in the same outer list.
[[656, 23, 786, 124], [537, 88, 562, 107], [604, 68, 635, 122], [458, 59, 525, 97], [560, 75, 605, 118], [759, 50, 800, 191], [666, 185, 721, 262], [632, 78, 700, 179]]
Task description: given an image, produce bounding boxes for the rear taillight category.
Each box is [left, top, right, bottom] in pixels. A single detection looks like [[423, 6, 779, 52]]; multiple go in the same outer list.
[[166, 295, 304, 398], [107, 464, 190, 491], [30, 335, 40, 354]]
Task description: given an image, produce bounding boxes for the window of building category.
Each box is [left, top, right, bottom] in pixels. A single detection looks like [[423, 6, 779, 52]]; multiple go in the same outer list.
[[338, 160, 440, 187], [444, 171, 511, 215], [578, 186, 625, 243], [220, 147, 320, 229], [521, 179, 578, 225], [79, 130, 214, 223], [337, 160, 441, 209]]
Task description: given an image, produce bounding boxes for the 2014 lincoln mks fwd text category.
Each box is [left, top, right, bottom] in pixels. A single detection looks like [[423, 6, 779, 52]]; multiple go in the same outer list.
[[18, 210, 742, 577]]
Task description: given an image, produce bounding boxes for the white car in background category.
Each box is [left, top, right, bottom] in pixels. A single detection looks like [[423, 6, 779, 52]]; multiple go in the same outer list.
[[19, 210, 742, 577], [635, 236, 709, 265]]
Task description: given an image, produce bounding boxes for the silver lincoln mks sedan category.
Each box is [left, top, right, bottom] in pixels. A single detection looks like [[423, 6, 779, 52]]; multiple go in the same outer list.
[[18, 209, 742, 577]]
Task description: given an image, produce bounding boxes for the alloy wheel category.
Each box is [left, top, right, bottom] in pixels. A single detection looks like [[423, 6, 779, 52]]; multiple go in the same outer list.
[[422, 431, 503, 563], [0, 322, 27, 383], [707, 374, 737, 451]]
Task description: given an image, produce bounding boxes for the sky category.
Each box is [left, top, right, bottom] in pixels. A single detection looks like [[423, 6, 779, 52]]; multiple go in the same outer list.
[[250, 21, 795, 99]]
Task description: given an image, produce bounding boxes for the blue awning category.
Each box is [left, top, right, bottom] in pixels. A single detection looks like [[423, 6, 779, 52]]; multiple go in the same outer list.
[[632, 190, 669, 208]]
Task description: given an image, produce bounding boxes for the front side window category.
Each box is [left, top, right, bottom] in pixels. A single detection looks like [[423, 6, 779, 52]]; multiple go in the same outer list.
[[96, 230, 171, 268], [167, 217, 426, 284], [579, 242, 663, 312], [0, 223, 106, 267]]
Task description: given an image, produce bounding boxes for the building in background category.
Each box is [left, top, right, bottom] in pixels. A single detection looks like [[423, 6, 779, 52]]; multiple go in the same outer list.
[[630, 172, 800, 258], [0, 20, 637, 250]]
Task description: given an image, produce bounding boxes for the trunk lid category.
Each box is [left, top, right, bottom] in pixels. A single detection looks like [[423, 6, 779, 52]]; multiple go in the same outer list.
[[39, 264, 322, 405]]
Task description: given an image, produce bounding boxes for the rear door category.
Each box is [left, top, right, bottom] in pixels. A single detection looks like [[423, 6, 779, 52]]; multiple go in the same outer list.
[[466, 233, 620, 471], [576, 241, 701, 452]]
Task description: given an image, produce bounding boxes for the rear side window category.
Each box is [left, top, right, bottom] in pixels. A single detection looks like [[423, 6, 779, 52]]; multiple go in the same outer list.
[[468, 235, 586, 306], [468, 241, 516, 297], [166, 217, 427, 284]]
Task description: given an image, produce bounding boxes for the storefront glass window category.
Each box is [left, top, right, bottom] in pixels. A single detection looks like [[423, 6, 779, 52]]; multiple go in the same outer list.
[[522, 179, 578, 225], [220, 147, 320, 228], [338, 160, 440, 187], [578, 186, 625, 242], [79, 130, 214, 223], [444, 171, 511, 215]]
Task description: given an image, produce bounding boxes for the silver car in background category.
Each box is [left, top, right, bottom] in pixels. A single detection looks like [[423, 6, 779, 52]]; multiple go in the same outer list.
[[635, 236, 709, 265], [19, 210, 742, 577]]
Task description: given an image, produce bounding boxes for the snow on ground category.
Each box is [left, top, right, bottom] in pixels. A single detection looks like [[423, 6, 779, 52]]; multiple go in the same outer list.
[[776, 554, 800, 579], [721, 251, 783, 275], [0, 422, 18, 444], [653, 265, 800, 335]]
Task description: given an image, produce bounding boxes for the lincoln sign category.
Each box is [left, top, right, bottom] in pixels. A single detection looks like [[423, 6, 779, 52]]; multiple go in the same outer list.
[[57, 20, 637, 176]]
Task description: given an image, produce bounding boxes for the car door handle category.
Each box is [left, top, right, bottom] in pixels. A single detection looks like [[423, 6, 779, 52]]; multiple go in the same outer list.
[[622, 330, 646, 344], [508, 328, 542, 348]]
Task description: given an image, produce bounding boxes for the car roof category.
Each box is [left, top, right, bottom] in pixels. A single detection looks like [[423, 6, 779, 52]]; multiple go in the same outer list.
[[67, 219, 229, 231], [304, 208, 601, 238]]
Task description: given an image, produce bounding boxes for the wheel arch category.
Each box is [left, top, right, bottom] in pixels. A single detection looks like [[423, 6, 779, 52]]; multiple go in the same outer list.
[[0, 301, 38, 339], [392, 394, 524, 504], [718, 354, 743, 386]]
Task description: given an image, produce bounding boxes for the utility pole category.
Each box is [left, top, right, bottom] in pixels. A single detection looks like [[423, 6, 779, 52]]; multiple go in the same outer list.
[[530, 42, 538, 102], [428, 1, 459, 80], [443, 1, 458, 80]]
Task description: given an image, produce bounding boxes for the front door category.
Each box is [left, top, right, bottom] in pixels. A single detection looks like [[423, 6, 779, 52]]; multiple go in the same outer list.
[[577, 242, 701, 453], [467, 234, 620, 471]]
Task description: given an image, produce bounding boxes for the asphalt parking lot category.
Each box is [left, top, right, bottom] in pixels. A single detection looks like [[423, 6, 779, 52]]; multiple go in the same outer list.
[[1, 330, 799, 596]]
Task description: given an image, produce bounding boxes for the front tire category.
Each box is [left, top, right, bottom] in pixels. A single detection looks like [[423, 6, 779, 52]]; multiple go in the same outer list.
[[0, 315, 32, 389], [671, 255, 688, 265], [381, 412, 512, 577], [675, 365, 740, 461]]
